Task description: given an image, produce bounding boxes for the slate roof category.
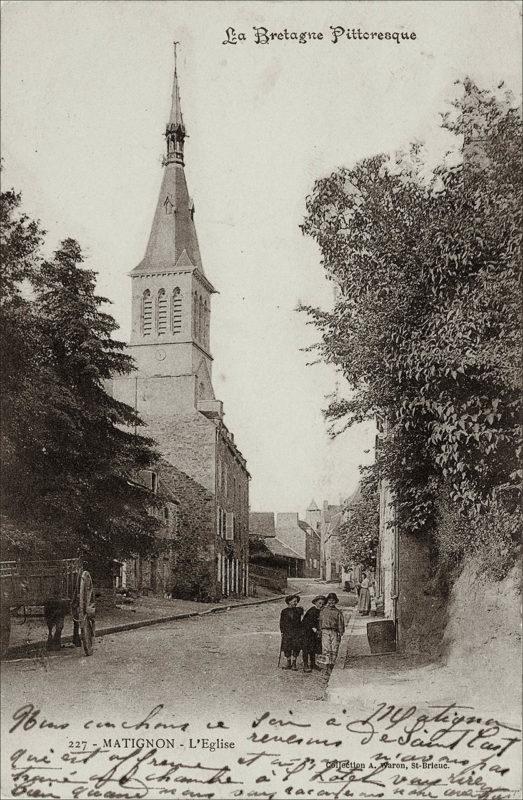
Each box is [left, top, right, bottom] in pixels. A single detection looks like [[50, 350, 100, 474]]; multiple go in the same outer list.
[[157, 460, 213, 505], [265, 537, 304, 561], [249, 512, 276, 539], [298, 520, 320, 539], [132, 163, 205, 276]]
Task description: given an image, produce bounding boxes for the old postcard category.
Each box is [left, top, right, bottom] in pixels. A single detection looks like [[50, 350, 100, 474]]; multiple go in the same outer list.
[[1, 1, 521, 798]]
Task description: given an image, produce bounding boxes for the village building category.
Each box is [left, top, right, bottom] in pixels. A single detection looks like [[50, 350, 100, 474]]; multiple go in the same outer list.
[[308, 499, 344, 582], [118, 468, 181, 597], [265, 537, 304, 578], [248, 512, 305, 580], [248, 513, 289, 593], [299, 520, 321, 578], [321, 503, 344, 582], [107, 53, 250, 599], [305, 499, 322, 533], [274, 512, 320, 579]]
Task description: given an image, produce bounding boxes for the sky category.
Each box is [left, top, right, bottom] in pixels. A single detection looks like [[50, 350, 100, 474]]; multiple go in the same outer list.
[[1, 1, 521, 517]]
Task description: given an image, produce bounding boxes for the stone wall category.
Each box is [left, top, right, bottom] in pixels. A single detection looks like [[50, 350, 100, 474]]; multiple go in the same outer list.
[[250, 563, 287, 594], [396, 531, 447, 655], [160, 462, 218, 601], [145, 413, 217, 494], [215, 426, 250, 596]]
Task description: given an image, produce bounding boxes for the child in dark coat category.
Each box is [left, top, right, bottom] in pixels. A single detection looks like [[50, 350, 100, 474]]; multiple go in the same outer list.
[[301, 595, 326, 673], [279, 594, 303, 670]]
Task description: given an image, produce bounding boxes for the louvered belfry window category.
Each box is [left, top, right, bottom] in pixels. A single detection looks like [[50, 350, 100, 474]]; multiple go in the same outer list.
[[171, 287, 182, 333], [157, 289, 167, 334], [198, 296, 203, 343], [194, 292, 199, 339], [142, 290, 152, 335]]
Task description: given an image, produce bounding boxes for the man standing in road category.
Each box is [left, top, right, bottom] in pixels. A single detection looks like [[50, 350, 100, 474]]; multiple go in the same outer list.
[[319, 592, 345, 674]]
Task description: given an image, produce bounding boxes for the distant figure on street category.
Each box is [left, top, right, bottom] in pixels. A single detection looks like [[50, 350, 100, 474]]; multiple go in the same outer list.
[[319, 592, 345, 673], [301, 595, 326, 673], [279, 594, 303, 670], [358, 572, 371, 615]]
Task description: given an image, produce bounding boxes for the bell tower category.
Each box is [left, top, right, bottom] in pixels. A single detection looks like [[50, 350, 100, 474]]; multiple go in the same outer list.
[[128, 44, 217, 398]]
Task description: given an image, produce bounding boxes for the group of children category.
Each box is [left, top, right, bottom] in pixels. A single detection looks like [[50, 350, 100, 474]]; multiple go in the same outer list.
[[279, 592, 345, 674]]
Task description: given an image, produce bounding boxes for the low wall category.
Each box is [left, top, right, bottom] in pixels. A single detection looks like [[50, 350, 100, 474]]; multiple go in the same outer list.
[[250, 563, 287, 594]]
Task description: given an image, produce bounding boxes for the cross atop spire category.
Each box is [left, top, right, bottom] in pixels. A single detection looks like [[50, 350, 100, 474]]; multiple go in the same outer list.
[[169, 41, 184, 128]]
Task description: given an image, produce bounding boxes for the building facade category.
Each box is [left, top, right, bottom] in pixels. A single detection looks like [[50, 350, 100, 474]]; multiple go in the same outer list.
[[109, 54, 250, 598], [315, 501, 344, 582], [299, 521, 321, 578]]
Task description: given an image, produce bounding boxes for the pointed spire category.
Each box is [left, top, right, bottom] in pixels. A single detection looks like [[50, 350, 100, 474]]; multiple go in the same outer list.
[[132, 45, 215, 281], [169, 42, 184, 129], [165, 42, 186, 166]]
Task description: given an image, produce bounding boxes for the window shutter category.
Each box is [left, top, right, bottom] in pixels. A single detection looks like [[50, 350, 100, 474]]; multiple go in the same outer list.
[[225, 512, 234, 540]]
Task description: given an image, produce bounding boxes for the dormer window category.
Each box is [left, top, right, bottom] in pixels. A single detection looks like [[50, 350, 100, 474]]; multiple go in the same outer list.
[[163, 195, 174, 214]]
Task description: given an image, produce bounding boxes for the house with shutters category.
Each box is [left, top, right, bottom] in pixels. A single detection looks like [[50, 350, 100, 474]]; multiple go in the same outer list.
[[106, 50, 250, 599]]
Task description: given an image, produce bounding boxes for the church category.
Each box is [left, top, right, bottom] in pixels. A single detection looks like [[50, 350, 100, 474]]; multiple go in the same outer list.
[[108, 52, 250, 599]]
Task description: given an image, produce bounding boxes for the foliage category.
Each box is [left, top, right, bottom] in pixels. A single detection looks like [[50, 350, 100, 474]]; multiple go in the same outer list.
[[337, 488, 379, 570], [1, 188, 161, 561], [171, 560, 218, 603], [433, 492, 520, 582], [301, 79, 522, 557]]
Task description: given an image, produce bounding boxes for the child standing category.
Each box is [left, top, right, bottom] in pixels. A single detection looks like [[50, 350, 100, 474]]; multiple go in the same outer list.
[[279, 594, 303, 670], [301, 595, 326, 673], [319, 592, 345, 673]]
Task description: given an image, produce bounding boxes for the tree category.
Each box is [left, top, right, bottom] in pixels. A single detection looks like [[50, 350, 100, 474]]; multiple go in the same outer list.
[[1, 188, 161, 561], [301, 79, 522, 558], [0, 187, 52, 553], [337, 489, 379, 571]]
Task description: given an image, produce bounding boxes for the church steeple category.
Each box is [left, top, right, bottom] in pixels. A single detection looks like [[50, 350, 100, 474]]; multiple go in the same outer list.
[[165, 43, 186, 166], [128, 46, 218, 396], [131, 44, 213, 279]]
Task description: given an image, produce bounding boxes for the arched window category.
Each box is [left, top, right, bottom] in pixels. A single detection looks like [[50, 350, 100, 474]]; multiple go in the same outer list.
[[142, 290, 152, 336], [198, 296, 203, 343], [157, 289, 167, 334], [193, 292, 199, 339], [171, 287, 182, 333]]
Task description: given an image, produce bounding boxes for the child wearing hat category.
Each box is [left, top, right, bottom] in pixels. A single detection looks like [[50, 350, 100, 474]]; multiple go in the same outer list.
[[301, 595, 326, 673], [319, 592, 345, 673], [279, 594, 303, 670]]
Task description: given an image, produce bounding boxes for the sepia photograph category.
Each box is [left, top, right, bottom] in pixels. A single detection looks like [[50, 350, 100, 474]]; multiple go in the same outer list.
[[0, 1, 521, 798]]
